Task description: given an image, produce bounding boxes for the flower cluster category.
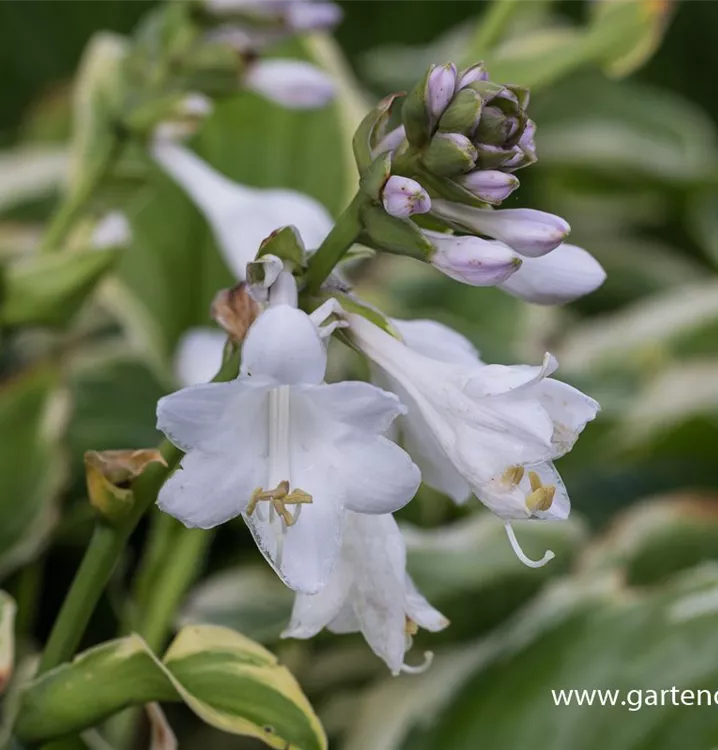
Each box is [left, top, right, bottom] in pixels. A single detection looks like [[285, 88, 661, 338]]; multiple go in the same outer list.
[[152, 60, 602, 674], [354, 62, 606, 305]]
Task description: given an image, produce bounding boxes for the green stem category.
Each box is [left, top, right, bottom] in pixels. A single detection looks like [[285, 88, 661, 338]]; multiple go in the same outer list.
[[41, 134, 126, 253], [302, 192, 366, 298], [36, 343, 240, 677], [470, 0, 523, 56], [37, 442, 182, 675]]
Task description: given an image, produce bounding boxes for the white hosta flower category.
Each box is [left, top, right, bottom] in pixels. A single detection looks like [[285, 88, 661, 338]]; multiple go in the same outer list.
[[349, 313, 599, 567], [245, 59, 334, 110], [424, 230, 521, 286], [431, 200, 570, 257], [283, 511, 447, 674], [92, 211, 132, 248], [498, 243, 606, 305], [157, 273, 420, 593], [151, 139, 333, 279]]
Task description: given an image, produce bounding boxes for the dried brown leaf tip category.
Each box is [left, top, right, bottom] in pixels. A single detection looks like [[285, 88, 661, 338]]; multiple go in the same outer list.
[[211, 282, 261, 343], [84, 449, 167, 522]]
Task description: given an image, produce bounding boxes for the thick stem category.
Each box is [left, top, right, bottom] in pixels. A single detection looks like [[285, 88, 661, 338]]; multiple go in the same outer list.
[[37, 442, 182, 675], [36, 343, 240, 677], [302, 192, 366, 298], [469, 0, 523, 57]]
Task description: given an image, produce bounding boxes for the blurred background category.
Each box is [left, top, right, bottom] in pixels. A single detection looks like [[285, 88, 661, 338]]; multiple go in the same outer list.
[[2, 1, 718, 748]]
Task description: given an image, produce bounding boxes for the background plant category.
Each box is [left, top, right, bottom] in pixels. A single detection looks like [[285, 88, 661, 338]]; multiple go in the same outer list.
[[2, 1, 718, 749]]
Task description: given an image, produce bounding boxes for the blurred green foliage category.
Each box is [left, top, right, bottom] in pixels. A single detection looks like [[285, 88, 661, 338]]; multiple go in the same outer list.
[[2, 1, 718, 749]]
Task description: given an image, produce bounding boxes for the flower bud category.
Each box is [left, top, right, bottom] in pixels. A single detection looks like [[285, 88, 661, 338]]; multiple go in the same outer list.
[[245, 59, 334, 109], [457, 170, 519, 205], [431, 200, 570, 257], [286, 1, 343, 31], [474, 106, 519, 146], [372, 124, 406, 158], [457, 62, 489, 89], [424, 230, 522, 286], [438, 88, 482, 136], [382, 176, 431, 218], [475, 144, 515, 170], [423, 133, 477, 177], [427, 63, 457, 120], [499, 243, 606, 305]]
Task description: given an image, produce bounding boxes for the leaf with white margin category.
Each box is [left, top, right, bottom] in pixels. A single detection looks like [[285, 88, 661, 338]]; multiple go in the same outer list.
[[0, 592, 16, 696], [16, 625, 326, 750]]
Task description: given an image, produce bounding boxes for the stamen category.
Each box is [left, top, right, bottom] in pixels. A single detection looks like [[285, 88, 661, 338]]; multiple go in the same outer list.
[[405, 617, 419, 636], [526, 485, 555, 512], [400, 651, 434, 675], [246, 483, 312, 527], [504, 522, 555, 569], [502, 465, 525, 487], [528, 470, 542, 492]]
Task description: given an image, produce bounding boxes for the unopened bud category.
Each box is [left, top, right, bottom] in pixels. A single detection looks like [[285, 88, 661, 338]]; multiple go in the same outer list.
[[211, 282, 261, 342], [382, 176, 431, 218], [424, 230, 521, 286], [423, 132, 477, 177], [372, 125, 406, 158], [85, 450, 167, 523], [475, 144, 515, 170], [431, 201, 569, 257], [438, 88, 482, 136], [245, 59, 334, 109], [457, 170, 519, 205], [499, 243, 606, 305], [286, 1, 343, 31], [457, 62, 489, 89], [427, 63, 457, 120]]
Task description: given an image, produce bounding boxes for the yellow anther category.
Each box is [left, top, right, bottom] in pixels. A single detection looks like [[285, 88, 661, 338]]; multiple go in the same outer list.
[[526, 485, 556, 513], [501, 466, 525, 487], [528, 470, 542, 493], [247, 482, 313, 526], [405, 617, 419, 636]]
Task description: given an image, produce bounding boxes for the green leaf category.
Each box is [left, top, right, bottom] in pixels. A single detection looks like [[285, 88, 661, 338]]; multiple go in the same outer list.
[[0, 248, 120, 327], [16, 625, 326, 750], [0, 368, 66, 579], [581, 494, 718, 586], [0, 591, 16, 695], [347, 565, 718, 750]]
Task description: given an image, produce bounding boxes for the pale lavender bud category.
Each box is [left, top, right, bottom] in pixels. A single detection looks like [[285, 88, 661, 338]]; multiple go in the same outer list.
[[372, 125, 406, 157], [427, 63, 457, 120], [382, 176, 431, 219], [499, 243, 606, 304], [286, 1, 343, 31], [457, 62, 489, 89], [424, 230, 522, 286], [245, 59, 334, 109], [457, 170, 519, 205], [431, 200, 570, 257]]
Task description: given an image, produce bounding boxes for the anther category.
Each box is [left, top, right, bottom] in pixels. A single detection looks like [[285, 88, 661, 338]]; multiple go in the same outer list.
[[247, 482, 313, 527], [501, 465, 525, 487]]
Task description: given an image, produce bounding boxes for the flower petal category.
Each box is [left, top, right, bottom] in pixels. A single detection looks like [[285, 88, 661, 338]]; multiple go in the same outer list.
[[499, 243, 606, 305], [536, 379, 600, 457], [174, 327, 226, 386], [246, 59, 335, 109], [404, 575, 449, 632], [241, 306, 327, 385], [527, 461, 570, 521], [345, 514, 408, 674], [392, 318, 481, 366], [157, 377, 271, 452], [296, 380, 407, 434], [282, 557, 352, 639]]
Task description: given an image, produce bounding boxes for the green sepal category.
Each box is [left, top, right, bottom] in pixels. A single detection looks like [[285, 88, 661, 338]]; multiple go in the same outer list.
[[438, 88, 482, 136], [422, 133, 477, 177], [0, 248, 120, 328], [257, 225, 307, 269], [352, 93, 403, 172], [359, 152, 392, 202], [359, 204, 434, 260], [330, 291, 401, 339], [401, 65, 434, 148], [464, 80, 505, 103]]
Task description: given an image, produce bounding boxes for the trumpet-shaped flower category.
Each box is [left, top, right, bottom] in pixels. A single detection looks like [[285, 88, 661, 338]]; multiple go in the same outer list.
[[151, 138, 333, 279], [348, 313, 599, 567], [157, 273, 420, 593], [283, 511, 447, 674]]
